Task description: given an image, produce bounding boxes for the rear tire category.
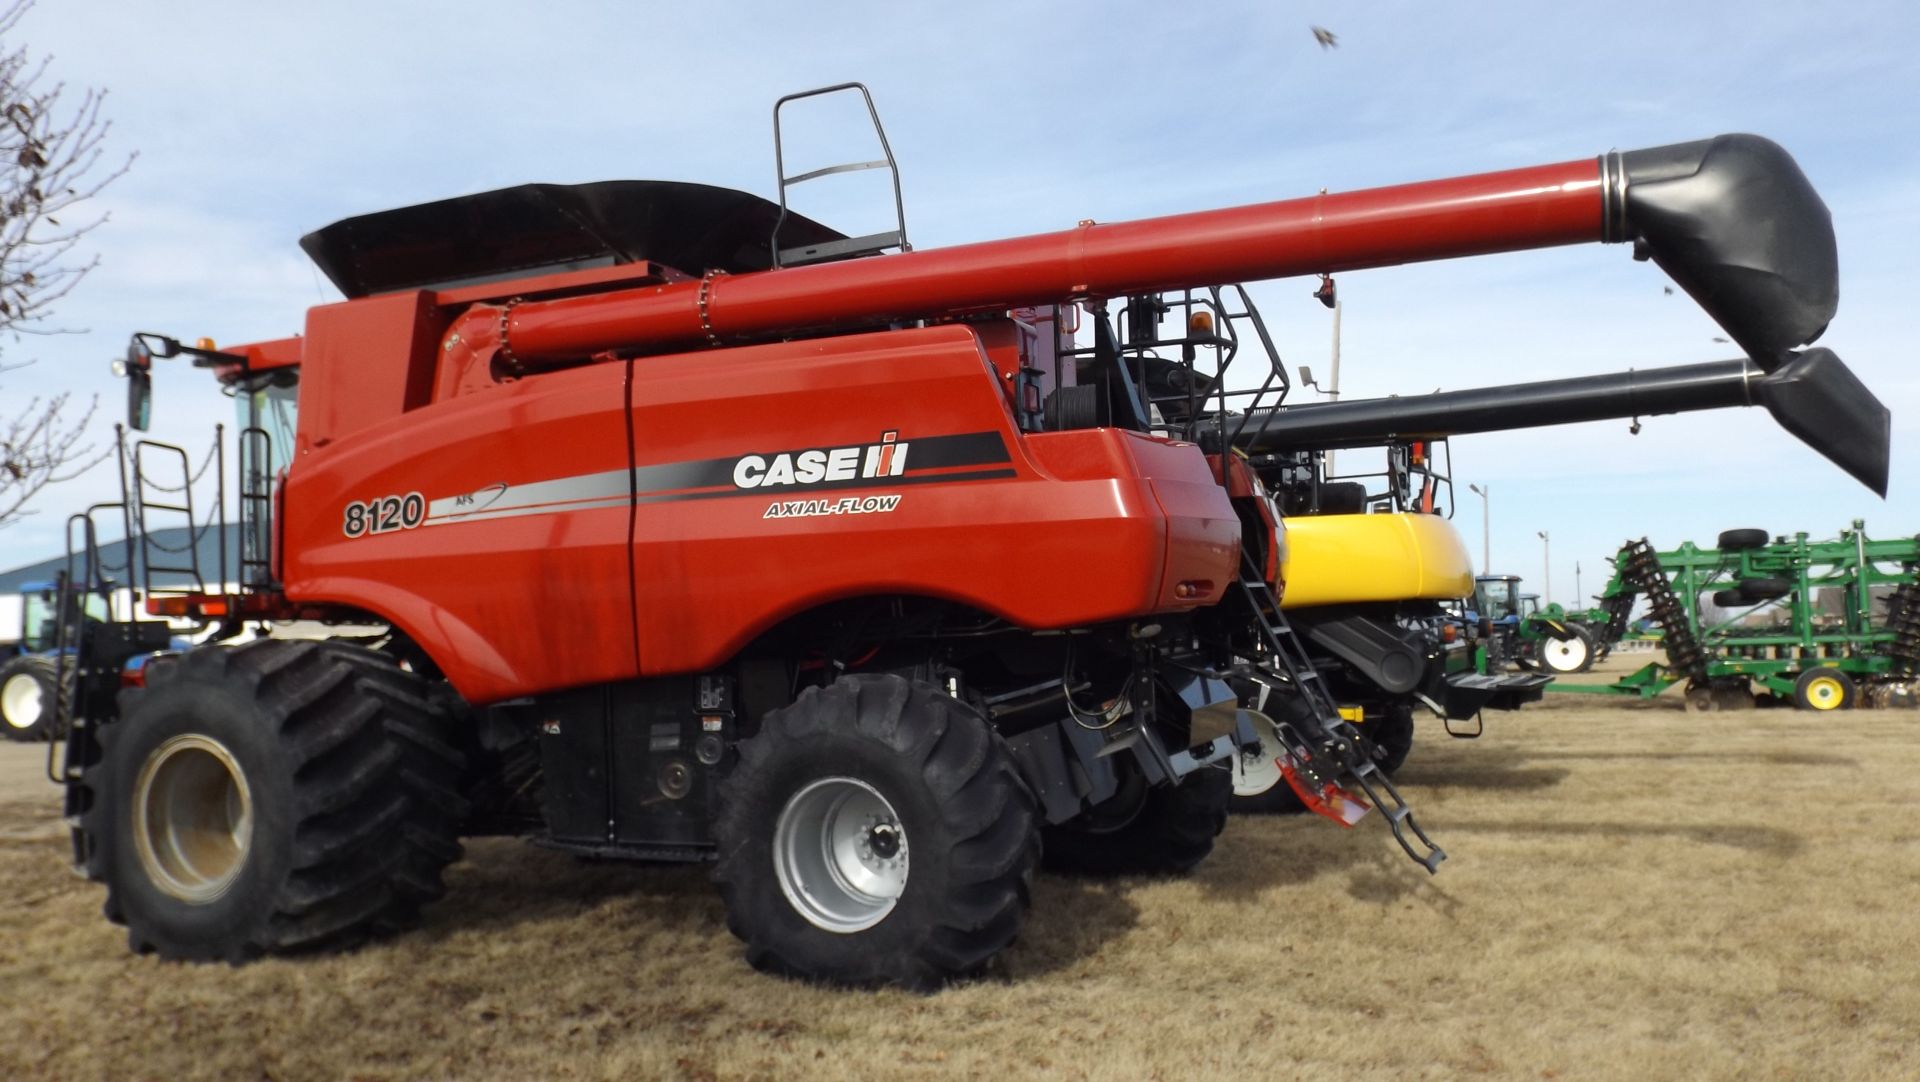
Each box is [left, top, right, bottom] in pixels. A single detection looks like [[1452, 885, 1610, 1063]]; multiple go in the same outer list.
[[80, 640, 466, 961], [1045, 766, 1230, 875], [712, 675, 1038, 990], [1363, 701, 1416, 775], [1792, 668, 1855, 712], [0, 655, 59, 741]]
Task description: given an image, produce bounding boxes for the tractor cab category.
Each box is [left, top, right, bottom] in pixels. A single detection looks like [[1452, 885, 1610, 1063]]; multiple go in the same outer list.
[[12, 580, 108, 655], [1474, 575, 1524, 625]]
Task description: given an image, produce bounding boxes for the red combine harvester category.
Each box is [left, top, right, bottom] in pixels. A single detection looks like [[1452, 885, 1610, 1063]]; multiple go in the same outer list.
[[49, 86, 1887, 987]]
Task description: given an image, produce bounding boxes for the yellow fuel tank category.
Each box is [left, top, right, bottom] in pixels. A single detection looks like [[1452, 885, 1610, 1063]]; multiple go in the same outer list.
[[1278, 512, 1474, 609]]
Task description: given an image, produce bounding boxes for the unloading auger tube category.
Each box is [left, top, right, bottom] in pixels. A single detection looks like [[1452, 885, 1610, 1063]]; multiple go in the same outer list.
[[438, 133, 1848, 377], [1221, 349, 1889, 496]]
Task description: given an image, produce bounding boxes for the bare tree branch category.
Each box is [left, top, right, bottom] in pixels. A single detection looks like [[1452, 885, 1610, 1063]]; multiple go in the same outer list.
[[0, 0, 131, 530]]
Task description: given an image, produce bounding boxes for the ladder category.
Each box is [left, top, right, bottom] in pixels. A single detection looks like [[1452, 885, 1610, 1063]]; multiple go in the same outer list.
[[1236, 553, 1447, 873]]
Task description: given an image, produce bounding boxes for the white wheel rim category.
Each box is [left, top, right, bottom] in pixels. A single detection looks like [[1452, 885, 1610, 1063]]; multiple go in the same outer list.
[[132, 733, 254, 904], [2, 672, 44, 729], [1231, 710, 1287, 797], [773, 777, 908, 933], [1542, 636, 1589, 673]]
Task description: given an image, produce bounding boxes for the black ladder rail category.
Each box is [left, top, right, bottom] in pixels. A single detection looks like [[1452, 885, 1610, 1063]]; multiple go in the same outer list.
[[237, 425, 276, 589], [131, 438, 207, 599], [1235, 551, 1447, 873], [46, 505, 118, 790]]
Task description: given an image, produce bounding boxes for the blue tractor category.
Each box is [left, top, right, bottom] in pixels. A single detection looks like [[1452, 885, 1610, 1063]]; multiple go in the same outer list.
[[0, 581, 100, 741]]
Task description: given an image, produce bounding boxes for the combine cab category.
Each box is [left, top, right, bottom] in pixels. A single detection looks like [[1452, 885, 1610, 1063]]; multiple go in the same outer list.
[[50, 86, 1890, 987]]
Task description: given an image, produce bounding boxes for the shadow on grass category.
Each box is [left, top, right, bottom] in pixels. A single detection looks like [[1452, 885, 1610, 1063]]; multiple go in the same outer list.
[[1441, 818, 1806, 858], [422, 840, 723, 942], [1515, 749, 1859, 768], [1198, 811, 1469, 918], [420, 836, 1140, 980], [1395, 746, 1572, 793], [995, 875, 1143, 978]]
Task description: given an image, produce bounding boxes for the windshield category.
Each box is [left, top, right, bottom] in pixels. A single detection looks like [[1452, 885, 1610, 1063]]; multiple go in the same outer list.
[[21, 590, 51, 651], [20, 588, 106, 651], [235, 373, 298, 474], [1474, 579, 1520, 620], [234, 372, 298, 587]]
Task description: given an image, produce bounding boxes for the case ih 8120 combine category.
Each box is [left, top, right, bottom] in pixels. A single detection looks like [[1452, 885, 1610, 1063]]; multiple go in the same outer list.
[[48, 86, 1886, 987]]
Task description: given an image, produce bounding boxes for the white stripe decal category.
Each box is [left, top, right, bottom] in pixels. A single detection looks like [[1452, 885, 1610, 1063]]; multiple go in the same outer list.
[[425, 468, 630, 525]]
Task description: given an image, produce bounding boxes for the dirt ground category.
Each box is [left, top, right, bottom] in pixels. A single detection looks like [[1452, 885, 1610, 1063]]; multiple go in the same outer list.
[[1, 669, 1915, 1081]]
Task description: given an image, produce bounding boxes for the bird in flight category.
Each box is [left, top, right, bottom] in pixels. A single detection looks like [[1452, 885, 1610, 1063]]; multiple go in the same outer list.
[[1312, 26, 1338, 48]]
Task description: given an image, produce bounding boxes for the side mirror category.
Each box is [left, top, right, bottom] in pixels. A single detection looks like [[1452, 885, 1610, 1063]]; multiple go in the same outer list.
[[127, 365, 152, 431], [134, 332, 182, 360], [114, 334, 160, 431], [1298, 365, 1316, 388]]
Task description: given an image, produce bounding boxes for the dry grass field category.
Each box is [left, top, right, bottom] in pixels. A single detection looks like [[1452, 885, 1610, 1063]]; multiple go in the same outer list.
[[2, 666, 1915, 1081]]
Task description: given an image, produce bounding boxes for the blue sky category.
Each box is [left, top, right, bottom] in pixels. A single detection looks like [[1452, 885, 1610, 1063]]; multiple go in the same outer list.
[[1, 0, 1915, 602]]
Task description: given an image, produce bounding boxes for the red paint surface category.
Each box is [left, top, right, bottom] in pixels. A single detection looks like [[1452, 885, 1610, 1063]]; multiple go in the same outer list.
[[281, 326, 1240, 704], [494, 159, 1602, 364]]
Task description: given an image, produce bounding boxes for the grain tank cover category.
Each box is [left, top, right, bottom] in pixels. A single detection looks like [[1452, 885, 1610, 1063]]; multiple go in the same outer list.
[[299, 180, 847, 299]]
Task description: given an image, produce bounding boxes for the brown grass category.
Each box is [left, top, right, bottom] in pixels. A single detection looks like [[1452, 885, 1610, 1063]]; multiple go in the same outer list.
[[2, 681, 1916, 1081]]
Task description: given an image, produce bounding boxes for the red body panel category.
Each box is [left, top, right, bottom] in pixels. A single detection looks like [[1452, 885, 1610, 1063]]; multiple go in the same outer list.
[[300, 292, 444, 449], [280, 325, 1240, 705], [282, 361, 640, 701]]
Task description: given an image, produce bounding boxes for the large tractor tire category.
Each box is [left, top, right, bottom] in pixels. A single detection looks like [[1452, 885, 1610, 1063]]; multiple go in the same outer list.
[[79, 639, 467, 962], [1362, 701, 1417, 775], [712, 674, 1038, 990], [0, 655, 60, 741], [1042, 679, 1228, 869], [1536, 627, 1597, 675], [1044, 765, 1230, 876]]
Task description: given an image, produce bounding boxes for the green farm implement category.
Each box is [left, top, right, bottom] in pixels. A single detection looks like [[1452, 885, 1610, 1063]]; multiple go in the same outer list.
[[1560, 522, 1920, 711]]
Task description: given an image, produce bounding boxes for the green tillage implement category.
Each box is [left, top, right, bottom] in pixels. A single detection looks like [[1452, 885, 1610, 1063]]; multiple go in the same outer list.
[[1553, 521, 1920, 712]]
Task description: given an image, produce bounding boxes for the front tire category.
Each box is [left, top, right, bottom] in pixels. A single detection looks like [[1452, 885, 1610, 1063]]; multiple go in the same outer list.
[[0, 656, 60, 740], [712, 675, 1038, 990], [80, 640, 466, 961], [0, 655, 60, 741], [1537, 628, 1596, 674]]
